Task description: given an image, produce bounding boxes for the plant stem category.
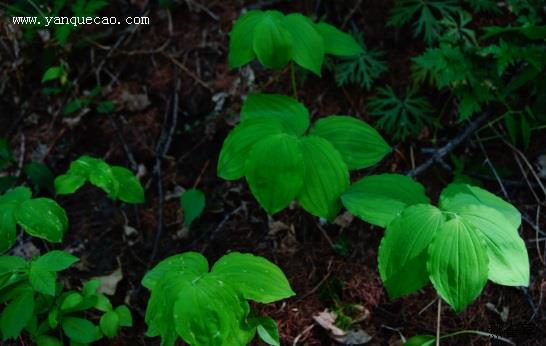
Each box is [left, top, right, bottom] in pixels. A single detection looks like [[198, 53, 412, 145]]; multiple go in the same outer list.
[[441, 330, 515, 345], [290, 61, 298, 100], [436, 298, 441, 346]]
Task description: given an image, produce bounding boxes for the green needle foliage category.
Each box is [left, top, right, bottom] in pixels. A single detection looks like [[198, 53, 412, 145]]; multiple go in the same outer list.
[[0, 187, 68, 252], [367, 86, 434, 141], [55, 156, 145, 204], [229, 10, 363, 75], [0, 252, 132, 343], [333, 32, 388, 90], [387, 0, 461, 45], [342, 175, 529, 312], [217, 93, 391, 220], [142, 252, 294, 346]]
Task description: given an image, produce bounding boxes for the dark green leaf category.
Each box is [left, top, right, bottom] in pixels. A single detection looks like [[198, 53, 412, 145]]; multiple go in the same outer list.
[[314, 22, 363, 56], [100, 310, 120, 338], [115, 305, 133, 327], [404, 334, 436, 346], [15, 198, 68, 243], [283, 13, 324, 75], [61, 317, 101, 344], [228, 10, 265, 69], [181, 188, 205, 227], [111, 166, 145, 204], [1, 289, 34, 340], [33, 250, 78, 272], [252, 11, 293, 69], [29, 267, 56, 296]]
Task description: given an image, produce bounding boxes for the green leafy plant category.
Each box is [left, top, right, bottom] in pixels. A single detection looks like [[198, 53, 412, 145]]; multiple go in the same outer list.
[[229, 10, 362, 75], [387, 0, 461, 45], [142, 251, 293, 346], [342, 174, 529, 312], [0, 187, 68, 252], [333, 31, 388, 90], [217, 93, 390, 220], [180, 188, 205, 227], [367, 86, 434, 141], [55, 155, 145, 204], [0, 252, 132, 343]]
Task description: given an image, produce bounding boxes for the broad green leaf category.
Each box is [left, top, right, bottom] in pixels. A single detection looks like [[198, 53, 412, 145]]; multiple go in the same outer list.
[[54, 173, 87, 195], [378, 205, 444, 298], [228, 10, 264, 68], [15, 198, 68, 242], [210, 252, 295, 303], [245, 134, 305, 214], [427, 218, 489, 312], [1, 289, 34, 340], [341, 174, 429, 227], [455, 205, 529, 286], [181, 188, 206, 227], [310, 115, 391, 169], [173, 275, 252, 346], [0, 187, 32, 252], [33, 250, 78, 272], [29, 267, 56, 296], [439, 183, 521, 229], [142, 252, 208, 290], [0, 256, 27, 275], [36, 335, 62, 346], [252, 11, 293, 69], [297, 136, 349, 220], [89, 161, 119, 198], [111, 166, 145, 204], [60, 292, 83, 311], [115, 305, 133, 327], [404, 335, 436, 346], [283, 13, 324, 75], [42, 66, 64, 82], [314, 22, 363, 56], [95, 294, 112, 312], [217, 118, 284, 180], [252, 316, 280, 346], [82, 279, 101, 297], [24, 162, 54, 192], [100, 310, 120, 338], [240, 93, 310, 136], [61, 317, 101, 343]]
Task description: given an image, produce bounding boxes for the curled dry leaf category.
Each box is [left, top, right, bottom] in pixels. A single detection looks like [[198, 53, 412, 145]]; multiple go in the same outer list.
[[312, 309, 372, 345], [92, 268, 123, 296]]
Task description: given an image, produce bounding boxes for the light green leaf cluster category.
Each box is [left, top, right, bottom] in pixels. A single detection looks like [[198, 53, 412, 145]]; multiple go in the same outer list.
[[142, 252, 293, 346], [229, 10, 362, 75], [55, 155, 145, 204], [0, 253, 131, 343], [0, 187, 68, 252], [342, 175, 529, 312], [218, 93, 390, 220]]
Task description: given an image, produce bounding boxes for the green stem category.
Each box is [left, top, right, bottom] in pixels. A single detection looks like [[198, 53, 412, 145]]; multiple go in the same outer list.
[[290, 62, 298, 100]]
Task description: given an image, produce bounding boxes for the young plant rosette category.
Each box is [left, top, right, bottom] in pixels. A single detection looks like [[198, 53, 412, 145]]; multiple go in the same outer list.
[[142, 252, 294, 346], [229, 10, 363, 75], [342, 174, 530, 312], [217, 93, 391, 220]]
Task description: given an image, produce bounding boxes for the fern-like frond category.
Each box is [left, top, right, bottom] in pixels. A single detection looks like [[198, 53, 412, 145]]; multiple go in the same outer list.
[[367, 86, 434, 141], [334, 32, 387, 90]]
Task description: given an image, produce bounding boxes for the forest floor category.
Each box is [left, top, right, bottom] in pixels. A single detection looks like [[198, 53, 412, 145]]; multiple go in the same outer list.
[[1, 0, 545, 345]]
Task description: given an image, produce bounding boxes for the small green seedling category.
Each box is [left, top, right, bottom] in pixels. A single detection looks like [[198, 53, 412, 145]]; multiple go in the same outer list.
[[342, 174, 529, 312], [217, 93, 390, 220], [0, 252, 132, 344], [180, 188, 205, 227], [55, 156, 145, 204], [142, 251, 294, 346], [0, 187, 68, 252], [229, 10, 362, 75]]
